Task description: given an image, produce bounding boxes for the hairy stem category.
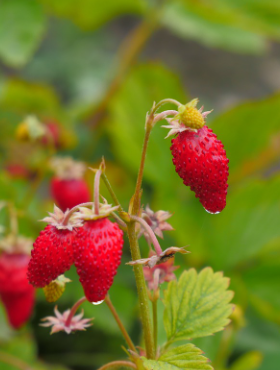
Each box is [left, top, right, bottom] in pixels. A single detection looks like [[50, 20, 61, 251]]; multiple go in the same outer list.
[[132, 125, 152, 214], [65, 297, 87, 327], [127, 223, 155, 359], [105, 295, 136, 353], [152, 298, 158, 353], [130, 215, 162, 255], [101, 172, 124, 212], [97, 361, 137, 370]]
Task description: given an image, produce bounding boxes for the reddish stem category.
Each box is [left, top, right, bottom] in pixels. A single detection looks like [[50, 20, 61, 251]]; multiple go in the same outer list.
[[131, 215, 163, 256], [94, 169, 102, 215], [65, 296, 87, 328]]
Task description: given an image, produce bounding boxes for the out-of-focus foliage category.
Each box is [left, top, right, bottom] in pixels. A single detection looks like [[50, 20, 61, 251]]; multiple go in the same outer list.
[[1, 0, 280, 370]]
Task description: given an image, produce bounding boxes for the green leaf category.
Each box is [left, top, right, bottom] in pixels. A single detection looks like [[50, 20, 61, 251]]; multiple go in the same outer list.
[[142, 344, 213, 370], [163, 268, 234, 343], [0, 0, 46, 67], [206, 175, 280, 270], [39, 0, 144, 30], [211, 94, 280, 174], [0, 79, 61, 117], [107, 63, 187, 186], [161, 2, 266, 54], [230, 351, 263, 370]]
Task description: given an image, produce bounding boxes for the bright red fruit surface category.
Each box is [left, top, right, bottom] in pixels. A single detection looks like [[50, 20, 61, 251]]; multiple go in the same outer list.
[[51, 177, 91, 211], [171, 125, 229, 213], [27, 225, 75, 288], [0, 253, 35, 328], [73, 218, 124, 303]]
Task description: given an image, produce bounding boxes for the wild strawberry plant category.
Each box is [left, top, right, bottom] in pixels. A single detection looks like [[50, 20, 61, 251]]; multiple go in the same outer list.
[[0, 97, 234, 369]]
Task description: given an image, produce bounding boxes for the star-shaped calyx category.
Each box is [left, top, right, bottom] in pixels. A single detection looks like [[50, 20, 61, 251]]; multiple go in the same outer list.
[[41, 306, 93, 334], [162, 98, 212, 138], [41, 205, 83, 230], [137, 205, 173, 244]]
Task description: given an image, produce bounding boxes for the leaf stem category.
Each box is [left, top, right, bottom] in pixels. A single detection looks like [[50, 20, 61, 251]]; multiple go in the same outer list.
[[104, 295, 136, 353], [97, 361, 137, 370]]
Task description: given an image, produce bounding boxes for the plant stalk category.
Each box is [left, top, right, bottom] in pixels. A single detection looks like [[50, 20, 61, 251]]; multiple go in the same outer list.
[[104, 295, 136, 353]]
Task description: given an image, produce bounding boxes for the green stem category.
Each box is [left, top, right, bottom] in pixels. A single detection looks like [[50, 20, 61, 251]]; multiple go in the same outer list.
[[152, 297, 158, 353], [101, 172, 124, 212], [127, 223, 155, 359], [132, 125, 152, 214], [105, 295, 136, 353], [97, 361, 137, 370]]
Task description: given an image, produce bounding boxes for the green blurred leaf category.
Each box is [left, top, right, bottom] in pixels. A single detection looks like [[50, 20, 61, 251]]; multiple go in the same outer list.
[[206, 175, 280, 270], [229, 351, 263, 370], [161, 2, 266, 54], [0, 0, 46, 67], [142, 344, 213, 370], [242, 244, 280, 324], [163, 267, 234, 343], [39, 0, 144, 30], [211, 94, 280, 175], [0, 79, 61, 117], [107, 63, 187, 186]]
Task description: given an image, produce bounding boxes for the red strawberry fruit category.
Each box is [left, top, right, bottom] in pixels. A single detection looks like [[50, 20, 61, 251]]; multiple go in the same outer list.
[[51, 178, 90, 212], [0, 252, 35, 329], [163, 99, 229, 214], [73, 218, 123, 303], [50, 157, 90, 211], [27, 206, 83, 288]]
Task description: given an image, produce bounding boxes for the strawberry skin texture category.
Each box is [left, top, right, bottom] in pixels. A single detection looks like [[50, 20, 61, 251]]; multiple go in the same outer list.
[[73, 218, 124, 303], [171, 125, 229, 213], [51, 178, 91, 211], [0, 253, 35, 328], [27, 225, 75, 288]]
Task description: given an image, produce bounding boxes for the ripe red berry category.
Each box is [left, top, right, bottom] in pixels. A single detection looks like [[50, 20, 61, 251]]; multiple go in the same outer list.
[[171, 125, 229, 213], [51, 178, 91, 212], [0, 253, 35, 328], [73, 218, 124, 303], [50, 157, 91, 211], [27, 225, 76, 288]]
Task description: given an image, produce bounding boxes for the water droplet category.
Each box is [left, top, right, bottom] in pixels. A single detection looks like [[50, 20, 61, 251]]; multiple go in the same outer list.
[[92, 300, 104, 305], [205, 208, 220, 215]]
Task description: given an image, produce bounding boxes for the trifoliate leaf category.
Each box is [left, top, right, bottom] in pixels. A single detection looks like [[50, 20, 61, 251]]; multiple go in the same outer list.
[[163, 267, 234, 343], [142, 343, 213, 370]]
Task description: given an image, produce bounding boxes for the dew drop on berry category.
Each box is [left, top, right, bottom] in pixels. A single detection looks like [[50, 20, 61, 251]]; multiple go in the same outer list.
[[92, 299, 104, 305]]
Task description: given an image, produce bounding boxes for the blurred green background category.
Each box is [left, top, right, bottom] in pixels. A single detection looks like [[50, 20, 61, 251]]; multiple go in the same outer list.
[[1, 0, 280, 370]]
